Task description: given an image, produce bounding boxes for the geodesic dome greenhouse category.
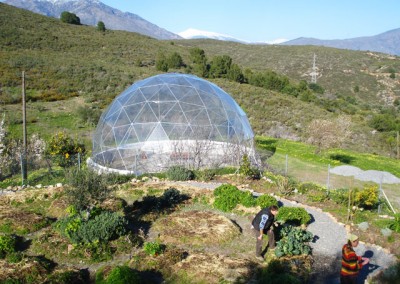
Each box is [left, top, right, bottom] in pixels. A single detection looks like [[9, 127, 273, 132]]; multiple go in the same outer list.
[[88, 73, 255, 174]]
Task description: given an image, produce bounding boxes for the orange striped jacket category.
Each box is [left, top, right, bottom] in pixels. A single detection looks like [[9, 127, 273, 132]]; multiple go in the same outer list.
[[341, 244, 362, 276]]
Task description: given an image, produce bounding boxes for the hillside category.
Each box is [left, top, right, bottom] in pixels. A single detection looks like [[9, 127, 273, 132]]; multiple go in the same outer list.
[[4, 0, 181, 40], [0, 3, 399, 156]]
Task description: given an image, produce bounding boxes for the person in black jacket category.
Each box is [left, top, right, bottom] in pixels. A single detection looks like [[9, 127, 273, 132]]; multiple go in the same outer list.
[[251, 205, 279, 260]]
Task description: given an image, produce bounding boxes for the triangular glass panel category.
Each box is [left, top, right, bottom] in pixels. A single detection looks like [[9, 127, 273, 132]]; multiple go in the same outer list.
[[113, 109, 132, 127], [139, 85, 164, 101], [134, 103, 158, 123], [133, 123, 156, 142], [124, 90, 147, 106], [147, 123, 169, 142], [124, 103, 145, 123], [163, 104, 188, 124], [113, 124, 132, 147]]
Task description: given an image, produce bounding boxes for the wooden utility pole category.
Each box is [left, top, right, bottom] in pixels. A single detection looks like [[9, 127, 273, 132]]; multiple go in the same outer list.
[[22, 71, 27, 183], [397, 131, 399, 160]]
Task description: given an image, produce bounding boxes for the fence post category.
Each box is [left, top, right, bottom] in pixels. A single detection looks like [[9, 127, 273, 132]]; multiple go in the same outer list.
[[78, 153, 81, 170], [378, 175, 383, 214], [285, 154, 288, 176], [326, 164, 330, 193]]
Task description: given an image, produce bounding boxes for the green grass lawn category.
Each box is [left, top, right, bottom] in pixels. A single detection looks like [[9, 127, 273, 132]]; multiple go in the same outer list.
[[256, 136, 400, 211]]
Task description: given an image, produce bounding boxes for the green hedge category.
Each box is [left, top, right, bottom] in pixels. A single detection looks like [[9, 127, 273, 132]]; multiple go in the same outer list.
[[276, 207, 311, 225]]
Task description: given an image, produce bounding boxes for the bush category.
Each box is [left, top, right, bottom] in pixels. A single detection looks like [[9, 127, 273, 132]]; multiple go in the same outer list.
[[256, 194, 278, 209], [46, 132, 86, 168], [55, 211, 127, 245], [143, 241, 165, 256], [298, 182, 325, 194], [389, 213, 400, 233], [240, 191, 256, 207], [0, 234, 16, 258], [276, 207, 311, 225], [329, 188, 349, 205], [60, 11, 80, 25], [354, 185, 379, 209], [239, 154, 260, 180], [213, 184, 242, 212], [96, 265, 140, 284], [194, 168, 216, 181], [258, 259, 301, 284], [47, 270, 88, 284], [66, 168, 112, 211], [166, 166, 194, 181]]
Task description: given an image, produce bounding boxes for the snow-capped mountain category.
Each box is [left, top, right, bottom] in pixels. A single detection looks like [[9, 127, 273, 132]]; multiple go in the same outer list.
[[178, 28, 248, 43], [178, 28, 289, 45], [4, 0, 181, 40]]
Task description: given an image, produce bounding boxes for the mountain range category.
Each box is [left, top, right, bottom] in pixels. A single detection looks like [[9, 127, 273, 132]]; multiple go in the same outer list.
[[3, 0, 181, 40], [3, 0, 400, 55]]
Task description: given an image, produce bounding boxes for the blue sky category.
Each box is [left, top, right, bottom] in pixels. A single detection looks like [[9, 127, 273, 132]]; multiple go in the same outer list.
[[101, 0, 400, 43]]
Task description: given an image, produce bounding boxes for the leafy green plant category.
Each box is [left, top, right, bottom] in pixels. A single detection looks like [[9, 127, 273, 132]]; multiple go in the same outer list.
[[47, 270, 88, 284], [0, 234, 16, 258], [96, 265, 140, 284], [275, 226, 313, 257], [65, 168, 112, 211], [166, 166, 194, 181], [354, 185, 379, 209], [258, 259, 301, 284], [388, 213, 400, 233], [143, 241, 165, 256], [194, 168, 216, 181], [239, 191, 256, 207], [276, 207, 311, 225], [213, 184, 242, 212], [256, 194, 278, 208], [298, 182, 325, 194], [45, 131, 86, 168], [239, 154, 260, 180], [54, 211, 127, 245]]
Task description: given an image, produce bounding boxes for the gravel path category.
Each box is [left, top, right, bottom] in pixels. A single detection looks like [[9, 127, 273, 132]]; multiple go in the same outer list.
[[174, 181, 397, 284]]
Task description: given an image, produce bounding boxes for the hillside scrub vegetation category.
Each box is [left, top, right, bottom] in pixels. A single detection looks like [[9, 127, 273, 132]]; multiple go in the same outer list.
[[0, 3, 399, 158]]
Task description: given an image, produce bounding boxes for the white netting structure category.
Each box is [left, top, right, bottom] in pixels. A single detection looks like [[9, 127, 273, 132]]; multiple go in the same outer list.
[[88, 73, 255, 174]]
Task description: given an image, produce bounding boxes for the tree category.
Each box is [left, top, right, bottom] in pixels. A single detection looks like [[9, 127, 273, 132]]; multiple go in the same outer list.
[[97, 21, 106, 32], [167, 52, 184, 69], [189, 48, 208, 77], [209, 55, 232, 78], [155, 52, 169, 72], [307, 116, 352, 154], [227, 63, 245, 83], [60, 11, 81, 25]]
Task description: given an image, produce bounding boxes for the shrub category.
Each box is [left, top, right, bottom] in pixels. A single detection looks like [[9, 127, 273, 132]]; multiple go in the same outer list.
[[194, 168, 216, 181], [354, 185, 379, 209], [213, 184, 242, 212], [0, 234, 16, 258], [60, 11, 80, 25], [55, 211, 127, 245], [143, 241, 165, 256], [96, 265, 140, 284], [276, 207, 311, 225], [240, 191, 256, 207], [239, 154, 260, 180], [256, 194, 278, 209], [66, 168, 112, 211], [46, 270, 88, 284], [166, 166, 194, 181], [46, 132, 85, 168], [329, 188, 350, 205], [276, 176, 297, 195], [258, 259, 301, 284], [389, 213, 400, 233], [298, 182, 325, 194]]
